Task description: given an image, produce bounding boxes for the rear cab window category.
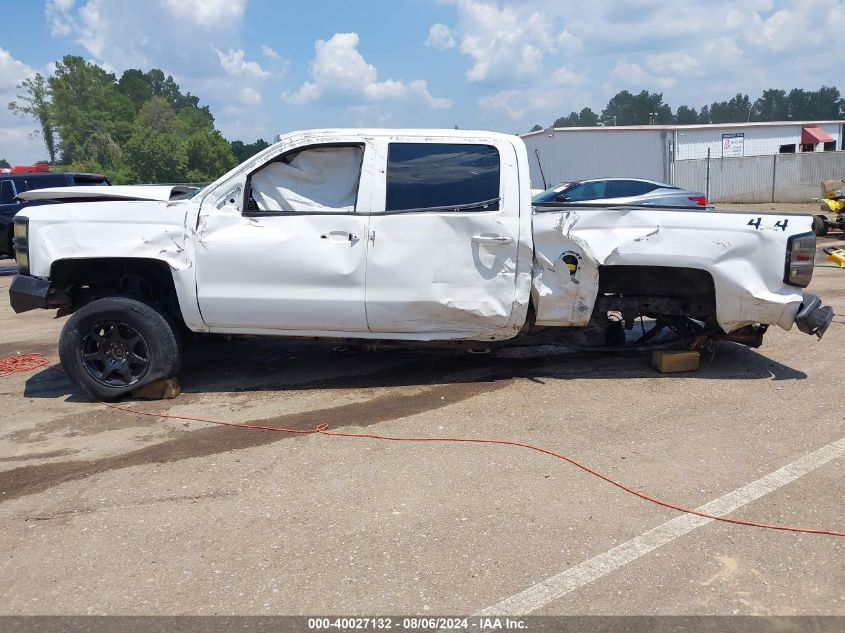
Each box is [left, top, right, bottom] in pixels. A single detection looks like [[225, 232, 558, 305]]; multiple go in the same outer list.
[[384, 143, 500, 212], [72, 174, 110, 186]]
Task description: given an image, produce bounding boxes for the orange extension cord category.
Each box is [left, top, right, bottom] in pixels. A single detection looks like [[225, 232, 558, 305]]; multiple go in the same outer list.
[[104, 402, 845, 539], [2, 352, 841, 538], [0, 353, 49, 377]]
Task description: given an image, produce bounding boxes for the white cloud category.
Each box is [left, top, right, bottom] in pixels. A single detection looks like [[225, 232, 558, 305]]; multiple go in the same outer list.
[[286, 33, 450, 109], [556, 29, 582, 53], [215, 48, 270, 78], [645, 51, 700, 76], [42, 0, 247, 76], [479, 90, 543, 121], [160, 0, 247, 29], [550, 65, 585, 86], [45, 0, 76, 36], [0, 48, 36, 93], [0, 48, 47, 164], [446, 0, 564, 82], [262, 45, 282, 61], [425, 24, 456, 50], [240, 87, 261, 105], [612, 60, 649, 85], [408, 80, 452, 109], [259, 45, 290, 78]]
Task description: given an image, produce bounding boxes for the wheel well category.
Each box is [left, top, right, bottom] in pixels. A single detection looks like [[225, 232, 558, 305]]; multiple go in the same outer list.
[[596, 265, 717, 321], [50, 258, 184, 325]]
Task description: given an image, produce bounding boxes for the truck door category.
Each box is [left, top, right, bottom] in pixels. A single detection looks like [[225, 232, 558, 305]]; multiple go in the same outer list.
[[195, 142, 372, 333], [364, 139, 522, 338]]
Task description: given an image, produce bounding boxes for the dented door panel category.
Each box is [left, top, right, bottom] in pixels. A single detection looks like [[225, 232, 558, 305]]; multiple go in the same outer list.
[[363, 135, 533, 340]]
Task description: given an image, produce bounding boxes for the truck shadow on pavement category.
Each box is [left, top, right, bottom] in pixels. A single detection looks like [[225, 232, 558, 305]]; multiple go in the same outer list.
[[23, 336, 806, 403], [3, 339, 806, 505]]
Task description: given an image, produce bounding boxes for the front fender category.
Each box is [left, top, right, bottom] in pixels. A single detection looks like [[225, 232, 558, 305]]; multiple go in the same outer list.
[[21, 199, 206, 331]]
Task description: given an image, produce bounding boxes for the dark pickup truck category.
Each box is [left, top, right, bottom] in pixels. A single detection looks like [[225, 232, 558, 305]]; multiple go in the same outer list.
[[0, 170, 109, 257]]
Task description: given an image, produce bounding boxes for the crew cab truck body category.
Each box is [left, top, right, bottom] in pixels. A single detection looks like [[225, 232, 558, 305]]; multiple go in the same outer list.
[[9, 129, 833, 399]]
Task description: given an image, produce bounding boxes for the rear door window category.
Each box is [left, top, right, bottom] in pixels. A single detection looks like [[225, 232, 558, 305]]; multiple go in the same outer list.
[[385, 143, 500, 212]]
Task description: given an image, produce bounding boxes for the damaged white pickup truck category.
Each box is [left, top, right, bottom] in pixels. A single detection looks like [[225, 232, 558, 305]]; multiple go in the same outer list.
[[10, 129, 833, 399]]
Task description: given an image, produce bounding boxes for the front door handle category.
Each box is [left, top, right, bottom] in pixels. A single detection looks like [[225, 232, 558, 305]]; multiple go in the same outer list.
[[321, 231, 359, 243], [472, 234, 513, 245]]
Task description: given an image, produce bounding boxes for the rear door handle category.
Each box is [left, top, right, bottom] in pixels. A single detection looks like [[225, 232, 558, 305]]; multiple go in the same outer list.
[[472, 234, 513, 245]]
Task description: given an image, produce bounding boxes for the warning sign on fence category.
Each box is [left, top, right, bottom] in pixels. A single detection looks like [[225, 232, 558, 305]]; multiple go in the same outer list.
[[722, 133, 744, 158]]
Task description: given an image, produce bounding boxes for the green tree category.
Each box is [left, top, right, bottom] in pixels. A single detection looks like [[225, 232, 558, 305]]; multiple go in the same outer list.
[[48, 55, 134, 165], [123, 128, 187, 183], [7, 74, 57, 163], [553, 107, 599, 127], [786, 86, 843, 120], [185, 131, 237, 181], [600, 90, 672, 126], [230, 138, 271, 163], [10, 56, 246, 184], [674, 105, 699, 124], [707, 93, 752, 123], [0, 158, 9, 168], [528, 124, 543, 133], [751, 89, 789, 121]]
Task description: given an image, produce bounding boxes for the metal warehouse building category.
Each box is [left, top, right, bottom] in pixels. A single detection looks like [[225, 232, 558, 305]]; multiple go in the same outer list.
[[521, 120, 845, 202]]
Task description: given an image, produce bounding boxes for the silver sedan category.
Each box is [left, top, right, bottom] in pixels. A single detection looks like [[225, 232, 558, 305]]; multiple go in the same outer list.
[[532, 178, 709, 208]]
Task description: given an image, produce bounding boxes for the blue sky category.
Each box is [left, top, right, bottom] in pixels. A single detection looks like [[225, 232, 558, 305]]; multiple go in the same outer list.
[[1, 0, 843, 164]]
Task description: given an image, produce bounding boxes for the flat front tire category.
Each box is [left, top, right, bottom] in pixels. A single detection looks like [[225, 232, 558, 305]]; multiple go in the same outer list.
[[59, 296, 181, 401]]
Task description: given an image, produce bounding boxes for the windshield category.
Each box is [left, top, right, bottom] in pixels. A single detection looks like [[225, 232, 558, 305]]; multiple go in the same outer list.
[[532, 182, 574, 203]]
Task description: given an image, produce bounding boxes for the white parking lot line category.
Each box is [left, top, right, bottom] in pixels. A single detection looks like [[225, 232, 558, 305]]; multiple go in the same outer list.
[[477, 437, 845, 615]]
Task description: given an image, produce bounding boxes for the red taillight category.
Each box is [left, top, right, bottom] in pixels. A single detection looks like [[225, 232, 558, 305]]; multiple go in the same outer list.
[[688, 196, 707, 207]]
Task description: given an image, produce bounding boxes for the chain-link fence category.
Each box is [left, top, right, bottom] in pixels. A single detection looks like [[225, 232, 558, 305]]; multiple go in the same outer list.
[[674, 150, 845, 203]]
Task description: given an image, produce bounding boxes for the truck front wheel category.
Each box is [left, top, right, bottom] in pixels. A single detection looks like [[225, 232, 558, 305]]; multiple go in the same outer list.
[[812, 215, 829, 237], [59, 296, 182, 401]]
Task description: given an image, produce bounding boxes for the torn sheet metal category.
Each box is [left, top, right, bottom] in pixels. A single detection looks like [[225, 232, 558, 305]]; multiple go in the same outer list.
[[532, 207, 811, 332]]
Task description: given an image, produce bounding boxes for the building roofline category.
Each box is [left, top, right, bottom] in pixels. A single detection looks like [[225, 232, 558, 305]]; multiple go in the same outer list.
[[520, 120, 845, 137]]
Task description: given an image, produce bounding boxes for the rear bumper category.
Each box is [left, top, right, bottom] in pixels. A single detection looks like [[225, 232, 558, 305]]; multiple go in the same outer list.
[[794, 293, 834, 339], [9, 274, 50, 313]]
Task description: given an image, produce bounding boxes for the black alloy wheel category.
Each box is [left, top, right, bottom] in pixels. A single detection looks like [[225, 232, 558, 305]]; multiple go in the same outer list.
[[80, 320, 150, 388]]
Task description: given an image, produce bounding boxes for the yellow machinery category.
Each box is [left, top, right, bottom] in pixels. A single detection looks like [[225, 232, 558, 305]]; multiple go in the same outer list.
[[813, 180, 845, 237], [824, 246, 845, 267]]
